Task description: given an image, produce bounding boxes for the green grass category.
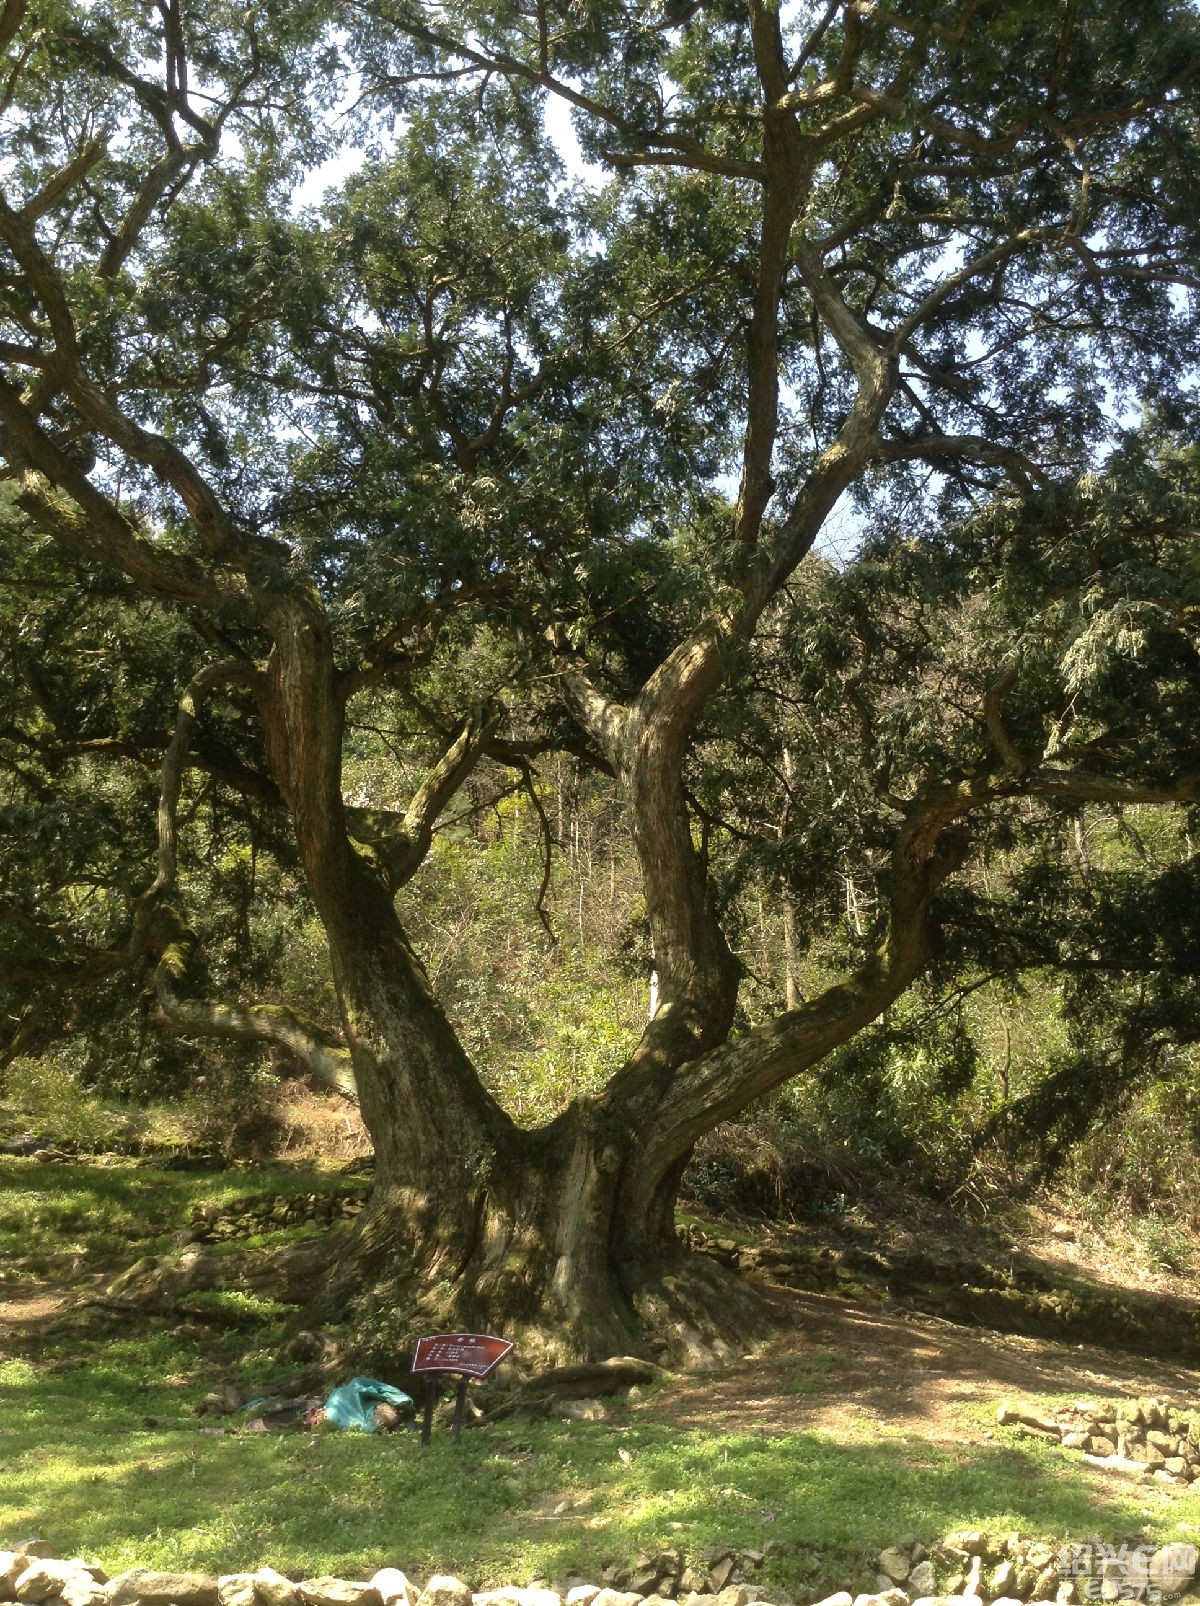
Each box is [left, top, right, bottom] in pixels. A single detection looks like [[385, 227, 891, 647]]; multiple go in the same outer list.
[[4, 1328, 1200, 1596], [0, 1157, 367, 1273], [778, 1350, 843, 1395], [5, 1155, 1200, 1597]]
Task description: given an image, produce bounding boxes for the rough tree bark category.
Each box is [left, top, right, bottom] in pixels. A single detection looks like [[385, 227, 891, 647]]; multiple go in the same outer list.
[[2, 0, 1197, 1366]]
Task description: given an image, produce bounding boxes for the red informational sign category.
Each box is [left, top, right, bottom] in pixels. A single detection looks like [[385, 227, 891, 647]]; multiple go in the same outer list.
[[411, 1332, 513, 1379]]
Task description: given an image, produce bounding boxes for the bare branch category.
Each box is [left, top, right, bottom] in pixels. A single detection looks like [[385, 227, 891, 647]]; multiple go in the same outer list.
[[0, 0, 27, 54], [151, 660, 262, 898], [155, 926, 356, 1099], [348, 701, 503, 886], [872, 431, 1052, 488], [3, 398, 231, 607], [983, 665, 1026, 776], [22, 137, 108, 222]]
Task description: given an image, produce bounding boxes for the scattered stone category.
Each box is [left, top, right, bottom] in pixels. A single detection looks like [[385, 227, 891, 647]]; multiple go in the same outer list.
[[714, 1589, 751, 1606], [371, 1574, 414, 1606], [988, 1564, 1015, 1597], [8, 1515, 1200, 1606], [126, 1573, 220, 1606], [879, 1554, 911, 1586], [1081, 1453, 1149, 1480], [11, 1552, 55, 1565], [219, 1576, 260, 1606], [1032, 1569, 1060, 1600], [589, 1592, 642, 1606], [1146, 1549, 1197, 1600], [297, 1581, 380, 1606], [707, 1562, 737, 1595], [105, 1570, 147, 1605], [16, 1564, 104, 1606], [0, 1559, 22, 1603], [59, 1577, 108, 1606], [1127, 1442, 1166, 1469], [474, 1590, 556, 1606], [416, 1581, 472, 1606], [253, 1571, 301, 1606], [944, 1538, 989, 1561], [0, 1560, 30, 1603], [196, 1387, 244, 1418], [996, 1405, 1059, 1439]]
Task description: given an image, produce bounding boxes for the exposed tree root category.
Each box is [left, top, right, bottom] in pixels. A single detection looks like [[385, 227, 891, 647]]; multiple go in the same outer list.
[[475, 1355, 667, 1423], [96, 1209, 785, 1380]]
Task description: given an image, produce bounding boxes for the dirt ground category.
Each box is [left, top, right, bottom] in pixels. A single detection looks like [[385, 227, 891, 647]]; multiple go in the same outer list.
[[7, 1181, 1200, 1500], [0, 1279, 73, 1334], [634, 1280, 1200, 1478]]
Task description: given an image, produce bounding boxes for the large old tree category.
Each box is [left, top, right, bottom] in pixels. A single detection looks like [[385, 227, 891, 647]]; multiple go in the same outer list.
[[2, 0, 1200, 1360]]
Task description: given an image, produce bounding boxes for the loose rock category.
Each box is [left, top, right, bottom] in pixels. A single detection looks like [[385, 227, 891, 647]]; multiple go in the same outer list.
[[590, 1592, 643, 1606], [126, 1573, 220, 1606], [879, 1555, 911, 1586], [218, 1577, 259, 1606], [254, 1571, 302, 1606], [370, 1574, 414, 1606], [417, 1580, 473, 1606]]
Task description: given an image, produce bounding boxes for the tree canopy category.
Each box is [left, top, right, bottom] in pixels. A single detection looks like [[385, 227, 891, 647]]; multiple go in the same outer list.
[[2, 0, 1199, 1359]]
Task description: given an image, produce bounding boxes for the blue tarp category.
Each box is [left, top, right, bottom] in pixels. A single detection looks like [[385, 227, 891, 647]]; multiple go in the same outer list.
[[323, 1376, 414, 1432]]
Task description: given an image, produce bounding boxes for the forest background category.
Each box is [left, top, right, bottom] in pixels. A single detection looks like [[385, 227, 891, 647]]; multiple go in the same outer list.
[[1, 0, 1200, 1358]]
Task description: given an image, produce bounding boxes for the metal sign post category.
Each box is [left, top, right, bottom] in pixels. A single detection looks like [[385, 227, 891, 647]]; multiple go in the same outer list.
[[411, 1332, 513, 1445]]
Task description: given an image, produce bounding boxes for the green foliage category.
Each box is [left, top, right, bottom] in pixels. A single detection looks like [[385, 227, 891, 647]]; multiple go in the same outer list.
[[0, 1155, 361, 1273], [2, 0, 1200, 1253]]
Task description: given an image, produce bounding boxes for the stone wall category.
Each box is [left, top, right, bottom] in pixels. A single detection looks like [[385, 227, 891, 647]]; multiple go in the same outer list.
[[995, 1395, 1200, 1485], [185, 1191, 366, 1244], [6, 1525, 1199, 1606]]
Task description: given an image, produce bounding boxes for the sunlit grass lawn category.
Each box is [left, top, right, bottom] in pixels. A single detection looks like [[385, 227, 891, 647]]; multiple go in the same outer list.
[[0, 1156, 367, 1269], [5, 1335, 1200, 1599], [4, 1156, 1200, 1598]]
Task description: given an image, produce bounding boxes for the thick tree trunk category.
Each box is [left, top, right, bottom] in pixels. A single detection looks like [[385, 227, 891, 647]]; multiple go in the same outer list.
[[245, 597, 759, 1364], [317, 1097, 770, 1369], [239, 589, 985, 1371]]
